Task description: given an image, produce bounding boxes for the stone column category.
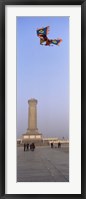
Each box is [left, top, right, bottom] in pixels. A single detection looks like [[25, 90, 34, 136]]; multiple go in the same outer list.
[[28, 98, 37, 130]]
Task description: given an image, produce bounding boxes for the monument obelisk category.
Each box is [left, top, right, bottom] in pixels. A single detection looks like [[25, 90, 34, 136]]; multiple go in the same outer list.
[[27, 99, 38, 134], [22, 98, 42, 144]]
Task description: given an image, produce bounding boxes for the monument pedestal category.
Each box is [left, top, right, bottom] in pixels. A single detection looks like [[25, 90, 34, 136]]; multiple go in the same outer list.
[[22, 133, 43, 144]]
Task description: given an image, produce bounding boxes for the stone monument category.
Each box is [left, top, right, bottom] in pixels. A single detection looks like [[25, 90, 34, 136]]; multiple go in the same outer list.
[[22, 98, 43, 144]]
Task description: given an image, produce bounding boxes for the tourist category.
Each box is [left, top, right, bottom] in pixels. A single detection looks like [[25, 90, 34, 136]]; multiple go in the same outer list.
[[58, 142, 61, 148], [30, 144, 31, 150], [30, 143, 32, 150], [27, 143, 29, 150], [24, 143, 26, 151], [32, 143, 35, 150], [30, 143, 35, 151], [58, 142, 59, 148], [59, 142, 61, 148], [51, 142, 53, 148]]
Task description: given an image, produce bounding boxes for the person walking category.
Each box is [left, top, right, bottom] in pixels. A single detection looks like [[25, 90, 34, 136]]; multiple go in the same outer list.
[[27, 143, 29, 150], [51, 142, 53, 148], [24, 143, 26, 151]]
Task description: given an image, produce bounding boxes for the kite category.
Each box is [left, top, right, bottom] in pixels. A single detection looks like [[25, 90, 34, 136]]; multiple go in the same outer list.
[[36, 26, 62, 46]]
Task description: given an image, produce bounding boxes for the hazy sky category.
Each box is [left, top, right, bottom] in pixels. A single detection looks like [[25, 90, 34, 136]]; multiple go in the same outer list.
[[17, 16, 69, 139]]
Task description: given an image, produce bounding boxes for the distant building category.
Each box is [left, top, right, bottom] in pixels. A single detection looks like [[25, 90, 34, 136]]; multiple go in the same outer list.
[[17, 136, 69, 146]]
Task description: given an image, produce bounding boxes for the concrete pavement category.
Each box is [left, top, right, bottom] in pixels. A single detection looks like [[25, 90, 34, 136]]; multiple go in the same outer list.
[[17, 146, 69, 182]]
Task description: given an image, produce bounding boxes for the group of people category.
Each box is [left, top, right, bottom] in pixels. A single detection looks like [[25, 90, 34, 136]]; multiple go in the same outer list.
[[51, 142, 61, 149], [24, 143, 35, 151]]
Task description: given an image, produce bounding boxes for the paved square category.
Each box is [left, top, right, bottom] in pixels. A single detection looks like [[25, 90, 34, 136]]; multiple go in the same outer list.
[[17, 146, 69, 182]]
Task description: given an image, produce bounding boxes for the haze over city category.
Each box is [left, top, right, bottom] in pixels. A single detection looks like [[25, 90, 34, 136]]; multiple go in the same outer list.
[[17, 16, 69, 139]]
